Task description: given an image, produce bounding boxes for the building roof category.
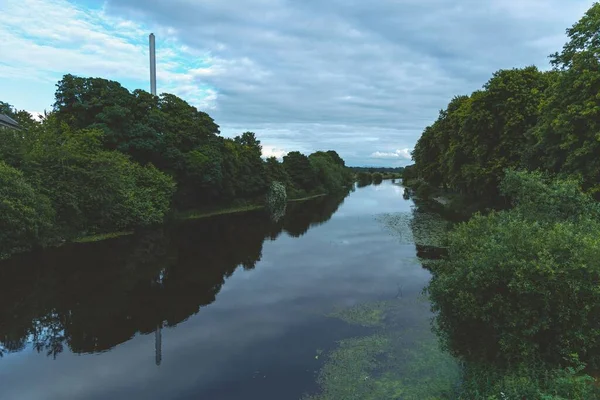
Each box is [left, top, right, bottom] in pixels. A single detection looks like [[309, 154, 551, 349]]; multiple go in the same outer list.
[[0, 114, 20, 129]]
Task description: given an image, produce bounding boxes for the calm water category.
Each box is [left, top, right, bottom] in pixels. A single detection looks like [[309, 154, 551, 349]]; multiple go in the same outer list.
[[0, 181, 438, 400]]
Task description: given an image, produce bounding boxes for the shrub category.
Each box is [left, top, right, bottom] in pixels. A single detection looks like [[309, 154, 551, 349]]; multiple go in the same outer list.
[[357, 171, 372, 186], [0, 161, 55, 258], [372, 172, 383, 184], [266, 181, 287, 222], [457, 360, 599, 400], [428, 171, 600, 367]]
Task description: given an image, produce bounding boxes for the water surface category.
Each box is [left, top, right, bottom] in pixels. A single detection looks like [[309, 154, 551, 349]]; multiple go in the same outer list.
[[0, 181, 445, 400]]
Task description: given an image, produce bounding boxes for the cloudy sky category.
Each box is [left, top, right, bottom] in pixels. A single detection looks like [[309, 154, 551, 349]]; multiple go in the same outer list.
[[0, 0, 593, 166]]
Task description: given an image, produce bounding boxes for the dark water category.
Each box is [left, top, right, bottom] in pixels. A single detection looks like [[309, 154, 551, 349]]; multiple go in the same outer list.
[[0, 181, 434, 400]]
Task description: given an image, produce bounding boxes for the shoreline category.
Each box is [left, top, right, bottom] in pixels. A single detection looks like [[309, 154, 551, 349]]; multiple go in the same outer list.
[[74, 192, 330, 242]]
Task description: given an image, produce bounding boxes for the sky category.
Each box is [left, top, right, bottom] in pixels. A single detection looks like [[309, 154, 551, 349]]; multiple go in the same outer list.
[[0, 0, 594, 167]]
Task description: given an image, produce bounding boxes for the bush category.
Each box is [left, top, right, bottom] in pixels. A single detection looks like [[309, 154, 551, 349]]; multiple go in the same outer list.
[[372, 172, 383, 184], [309, 152, 353, 193], [457, 360, 600, 400], [266, 181, 287, 222], [0, 161, 55, 258], [428, 171, 600, 367], [23, 123, 176, 237], [357, 171, 373, 186], [500, 169, 600, 223], [121, 162, 176, 227]]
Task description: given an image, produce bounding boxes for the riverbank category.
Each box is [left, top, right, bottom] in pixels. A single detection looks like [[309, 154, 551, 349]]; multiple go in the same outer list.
[[175, 193, 328, 221], [74, 192, 331, 242], [73, 231, 135, 243], [401, 178, 495, 222]]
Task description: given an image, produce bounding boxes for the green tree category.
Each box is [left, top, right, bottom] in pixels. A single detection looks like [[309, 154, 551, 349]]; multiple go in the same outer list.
[[428, 171, 600, 368], [309, 151, 352, 193], [265, 156, 291, 186], [23, 118, 175, 237], [283, 151, 316, 193], [0, 161, 54, 258], [372, 172, 383, 184], [526, 3, 600, 198]]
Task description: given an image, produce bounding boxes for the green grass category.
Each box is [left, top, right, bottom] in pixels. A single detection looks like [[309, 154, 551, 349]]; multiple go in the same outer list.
[[73, 231, 134, 243], [74, 193, 332, 244], [288, 193, 327, 202], [176, 204, 264, 220], [177, 193, 329, 221]]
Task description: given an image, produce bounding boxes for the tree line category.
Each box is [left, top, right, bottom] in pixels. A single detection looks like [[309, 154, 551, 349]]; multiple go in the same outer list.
[[408, 2, 600, 206], [406, 3, 600, 398], [0, 194, 348, 359], [0, 76, 353, 259]]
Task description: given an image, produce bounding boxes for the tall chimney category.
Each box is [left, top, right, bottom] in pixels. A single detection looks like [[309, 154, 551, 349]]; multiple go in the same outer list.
[[149, 33, 157, 96]]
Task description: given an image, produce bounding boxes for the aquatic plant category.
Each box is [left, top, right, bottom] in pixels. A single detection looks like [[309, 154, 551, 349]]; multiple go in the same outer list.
[[377, 209, 452, 249], [306, 300, 460, 400]]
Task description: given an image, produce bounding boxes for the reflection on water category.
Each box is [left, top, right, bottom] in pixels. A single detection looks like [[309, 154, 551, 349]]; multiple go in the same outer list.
[[0, 181, 449, 400], [0, 194, 348, 361]]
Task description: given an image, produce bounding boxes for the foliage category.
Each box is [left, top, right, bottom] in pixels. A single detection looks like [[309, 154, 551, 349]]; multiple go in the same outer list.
[[283, 151, 316, 192], [411, 3, 600, 204], [1, 79, 353, 258], [309, 151, 354, 193], [21, 119, 175, 237], [266, 181, 287, 222], [412, 67, 552, 202], [0, 161, 54, 258], [499, 169, 600, 223], [265, 156, 291, 187], [427, 171, 600, 369], [372, 172, 383, 184], [356, 171, 373, 186], [456, 360, 600, 400]]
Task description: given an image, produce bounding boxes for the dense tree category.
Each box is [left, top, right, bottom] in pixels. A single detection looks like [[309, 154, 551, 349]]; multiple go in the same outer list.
[[22, 118, 175, 237], [428, 171, 600, 369], [0, 161, 54, 258], [265, 156, 291, 186], [356, 171, 373, 187], [410, 3, 600, 205], [308, 151, 354, 193], [283, 151, 316, 193], [525, 3, 600, 199], [1, 76, 352, 259], [412, 68, 551, 201], [409, 5, 600, 395], [372, 172, 383, 184]]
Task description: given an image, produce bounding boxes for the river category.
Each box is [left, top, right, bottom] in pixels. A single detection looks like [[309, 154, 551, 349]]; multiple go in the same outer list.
[[0, 180, 459, 400]]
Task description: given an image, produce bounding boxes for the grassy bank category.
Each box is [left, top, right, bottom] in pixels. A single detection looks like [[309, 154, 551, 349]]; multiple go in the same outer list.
[[71, 193, 330, 244], [288, 193, 327, 203], [175, 192, 330, 221], [73, 231, 134, 243], [176, 204, 265, 221]]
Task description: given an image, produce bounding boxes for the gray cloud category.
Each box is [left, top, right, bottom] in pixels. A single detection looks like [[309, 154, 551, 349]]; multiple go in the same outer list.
[[105, 0, 593, 166]]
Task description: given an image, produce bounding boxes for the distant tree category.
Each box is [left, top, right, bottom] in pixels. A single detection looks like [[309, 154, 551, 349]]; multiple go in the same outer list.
[[372, 172, 383, 184], [356, 171, 373, 187], [325, 150, 345, 167]]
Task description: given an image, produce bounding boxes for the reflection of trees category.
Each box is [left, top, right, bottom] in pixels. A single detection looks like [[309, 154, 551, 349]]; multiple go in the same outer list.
[[283, 192, 349, 238], [0, 191, 349, 359]]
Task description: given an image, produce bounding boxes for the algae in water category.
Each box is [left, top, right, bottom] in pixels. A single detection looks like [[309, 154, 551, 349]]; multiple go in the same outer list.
[[306, 300, 460, 400]]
